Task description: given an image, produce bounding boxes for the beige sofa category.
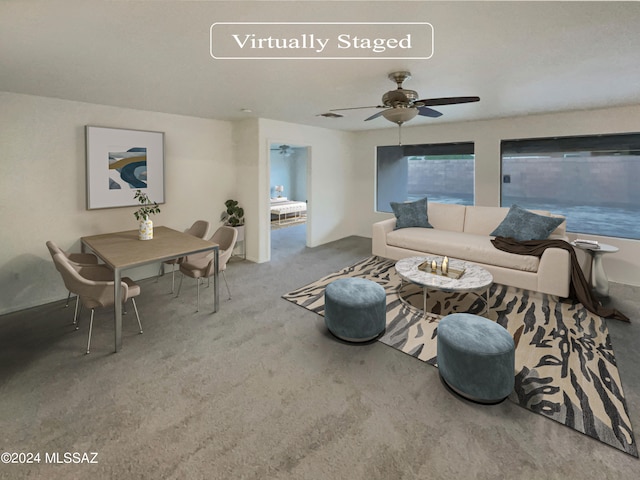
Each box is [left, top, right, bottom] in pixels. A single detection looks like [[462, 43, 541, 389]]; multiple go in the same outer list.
[[372, 203, 571, 297]]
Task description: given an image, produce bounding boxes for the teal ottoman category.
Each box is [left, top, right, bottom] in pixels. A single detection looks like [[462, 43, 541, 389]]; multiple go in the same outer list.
[[437, 313, 515, 404], [324, 278, 386, 342]]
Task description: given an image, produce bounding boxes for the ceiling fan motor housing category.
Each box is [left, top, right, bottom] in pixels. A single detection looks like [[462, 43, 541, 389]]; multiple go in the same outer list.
[[382, 88, 419, 107]]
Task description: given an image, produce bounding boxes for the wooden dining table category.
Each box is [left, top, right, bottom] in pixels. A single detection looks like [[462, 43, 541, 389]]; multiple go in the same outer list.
[[81, 226, 219, 352]]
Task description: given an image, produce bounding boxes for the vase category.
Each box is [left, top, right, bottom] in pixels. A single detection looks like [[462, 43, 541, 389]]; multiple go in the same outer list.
[[139, 217, 153, 240]]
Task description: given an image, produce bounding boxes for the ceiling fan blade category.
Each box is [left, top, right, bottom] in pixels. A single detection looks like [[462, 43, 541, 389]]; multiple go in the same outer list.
[[330, 105, 383, 112], [416, 96, 480, 106], [364, 109, 389, 121], [417, 106, 443, 118]]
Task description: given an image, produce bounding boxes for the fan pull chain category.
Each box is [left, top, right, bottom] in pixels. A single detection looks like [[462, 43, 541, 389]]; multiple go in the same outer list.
[[398, 122, 403, 145]]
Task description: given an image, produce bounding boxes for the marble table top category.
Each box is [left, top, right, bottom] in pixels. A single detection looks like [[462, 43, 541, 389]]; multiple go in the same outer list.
[[395, 256, 493, 293]]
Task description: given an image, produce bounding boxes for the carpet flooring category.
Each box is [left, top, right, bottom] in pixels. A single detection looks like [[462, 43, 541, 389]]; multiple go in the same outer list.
[[271, 218, 307, 231], [2, 226, 640, 479], [283, 255, 638, 457]]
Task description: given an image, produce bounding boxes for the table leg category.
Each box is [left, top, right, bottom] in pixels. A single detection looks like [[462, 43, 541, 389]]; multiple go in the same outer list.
[[482, 288, 489, 316], [423, 286, 428, 317], [114, 267, 123, 352], [214, 247, 219, 313], [591, 251, 610, 297]]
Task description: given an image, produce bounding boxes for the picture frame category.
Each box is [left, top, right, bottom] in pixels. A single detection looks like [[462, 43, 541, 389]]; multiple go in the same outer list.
[[86, 126, 165, 209]]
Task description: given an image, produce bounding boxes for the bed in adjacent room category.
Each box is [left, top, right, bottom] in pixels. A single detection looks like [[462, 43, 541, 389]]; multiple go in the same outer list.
[[270, 198, 307, 225]]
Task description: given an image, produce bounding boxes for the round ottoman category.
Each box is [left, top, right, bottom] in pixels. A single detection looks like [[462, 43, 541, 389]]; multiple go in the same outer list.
[[437, 313, 515, 404], [324, 278, 386, 342]]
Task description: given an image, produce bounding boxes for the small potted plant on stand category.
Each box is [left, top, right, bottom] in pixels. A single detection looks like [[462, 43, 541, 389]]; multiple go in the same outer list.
[[134, 189, 161, 240], [222, 199, 245, 257]]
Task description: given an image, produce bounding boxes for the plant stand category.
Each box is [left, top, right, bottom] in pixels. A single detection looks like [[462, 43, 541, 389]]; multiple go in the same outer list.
[[231, 225, 246, 259]]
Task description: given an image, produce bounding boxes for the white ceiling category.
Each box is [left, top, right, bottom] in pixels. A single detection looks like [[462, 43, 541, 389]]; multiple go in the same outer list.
[[2, 1, 639, 131]]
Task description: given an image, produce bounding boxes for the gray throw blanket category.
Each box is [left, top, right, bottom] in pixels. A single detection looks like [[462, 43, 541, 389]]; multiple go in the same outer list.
[[491, 237, 629, 322]]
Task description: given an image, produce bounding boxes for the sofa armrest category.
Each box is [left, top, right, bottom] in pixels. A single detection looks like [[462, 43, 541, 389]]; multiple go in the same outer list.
[[372, 218, 396, 257], [537, 246, 571, 298]]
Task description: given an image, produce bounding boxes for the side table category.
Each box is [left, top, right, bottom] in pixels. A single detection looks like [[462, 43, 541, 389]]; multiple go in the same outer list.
[[571, 241, 619, 297]]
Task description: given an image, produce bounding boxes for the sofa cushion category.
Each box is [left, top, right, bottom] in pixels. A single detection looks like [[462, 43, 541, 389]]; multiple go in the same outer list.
[[547, 214, 567, 238], [462, 205, 567, 238], [427, 203, 466, 232], [490, 205, 565, 241], [463, 206, 510, 235], [386, 228, 540, 272], [390, 197, 433, 230]]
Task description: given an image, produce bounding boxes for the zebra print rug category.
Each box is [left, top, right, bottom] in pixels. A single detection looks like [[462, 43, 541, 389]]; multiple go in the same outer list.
[[282, 256, 637, 457]]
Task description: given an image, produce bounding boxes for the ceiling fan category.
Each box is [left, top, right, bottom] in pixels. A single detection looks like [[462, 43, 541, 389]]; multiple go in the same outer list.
[[269, 144, 293, 156], [330, 71, 480, 126]]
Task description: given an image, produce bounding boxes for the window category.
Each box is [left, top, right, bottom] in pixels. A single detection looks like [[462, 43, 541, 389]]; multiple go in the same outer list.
[[376, 142, 475, 213], [501, 133, 640, 240]]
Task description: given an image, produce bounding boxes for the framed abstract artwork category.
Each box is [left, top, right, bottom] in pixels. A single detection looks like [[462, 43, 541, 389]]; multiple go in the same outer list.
[[86, 126, 165, 209]]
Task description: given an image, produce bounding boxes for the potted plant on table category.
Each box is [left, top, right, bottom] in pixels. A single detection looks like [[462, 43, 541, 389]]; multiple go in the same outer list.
[[134, 189, 161, 240]]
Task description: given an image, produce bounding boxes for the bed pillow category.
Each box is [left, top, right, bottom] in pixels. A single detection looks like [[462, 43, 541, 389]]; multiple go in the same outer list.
[[390, 197, 433, 230], [490, 204, 564, 241]]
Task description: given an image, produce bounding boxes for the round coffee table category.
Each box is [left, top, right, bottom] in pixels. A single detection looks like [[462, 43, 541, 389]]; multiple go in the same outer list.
[[395, 256, 494, 316]]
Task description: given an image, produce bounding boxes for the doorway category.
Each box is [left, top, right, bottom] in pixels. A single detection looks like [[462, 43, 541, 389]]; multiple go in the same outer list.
[[268, 143, 309, 258]]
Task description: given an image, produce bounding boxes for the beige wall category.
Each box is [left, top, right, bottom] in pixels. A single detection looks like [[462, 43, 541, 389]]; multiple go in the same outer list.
[[2, 91, 639, 315], [351, 104, 640, 286], [0, 92, 235, 314], [235, 118, 356, 263], [0, 93, 358, 313], [232, 117, 261, 262]]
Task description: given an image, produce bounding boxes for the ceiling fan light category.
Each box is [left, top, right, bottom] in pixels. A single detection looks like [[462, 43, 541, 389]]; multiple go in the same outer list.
[[381, 107, 418, 125]]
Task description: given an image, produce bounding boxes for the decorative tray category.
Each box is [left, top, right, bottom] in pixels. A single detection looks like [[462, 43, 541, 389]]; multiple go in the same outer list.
[[418, 261, 466, 279]]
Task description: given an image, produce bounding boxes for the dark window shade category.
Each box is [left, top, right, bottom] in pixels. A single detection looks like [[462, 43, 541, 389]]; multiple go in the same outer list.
[[502, 133, 640, 155], [397, 142, 475, 157]]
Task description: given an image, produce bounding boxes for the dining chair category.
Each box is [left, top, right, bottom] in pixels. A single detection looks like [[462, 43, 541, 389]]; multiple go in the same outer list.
[[52, 253, 143, 354], [46, 240, 100, 324], [176, 225, 238, 311], [157, 220, 211, 293]]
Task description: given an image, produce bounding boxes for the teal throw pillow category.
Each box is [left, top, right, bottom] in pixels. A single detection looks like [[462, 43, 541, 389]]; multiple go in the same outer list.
[[390, 197, 433, 230], [491, 204, 564, 241]]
